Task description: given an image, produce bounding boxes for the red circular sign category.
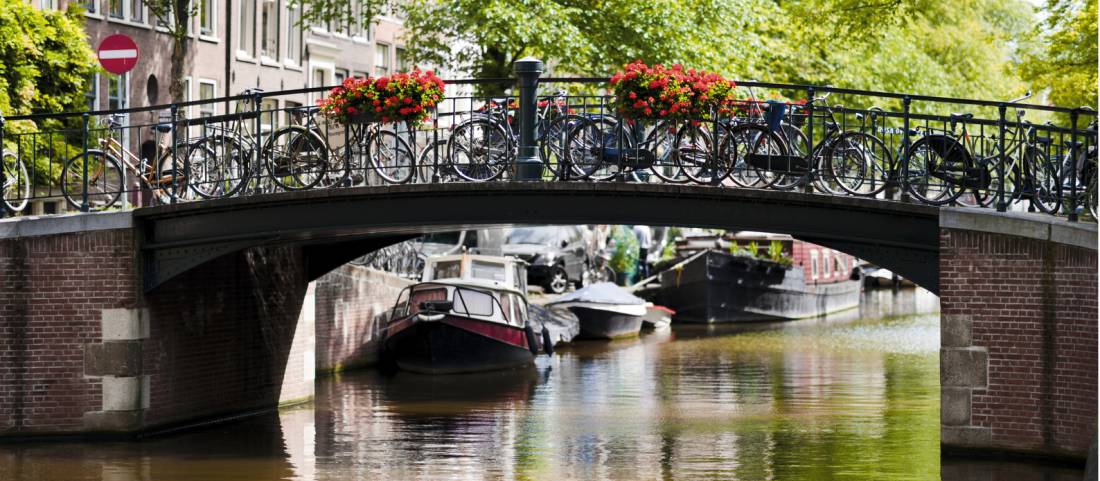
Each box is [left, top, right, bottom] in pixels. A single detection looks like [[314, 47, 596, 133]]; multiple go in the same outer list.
[[97, 34, 139, 75]]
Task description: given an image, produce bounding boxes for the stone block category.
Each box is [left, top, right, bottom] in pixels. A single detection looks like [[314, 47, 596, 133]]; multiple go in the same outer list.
[[941, 387, 972, 426], [102, 375, 145, 411], [941, 314, 972, 348], [84, 341, 142, 377], [101, 308, 149, 341], [942, 425, 992, 448], [941, 347, 988, 388], [83, 410, 143, 432]]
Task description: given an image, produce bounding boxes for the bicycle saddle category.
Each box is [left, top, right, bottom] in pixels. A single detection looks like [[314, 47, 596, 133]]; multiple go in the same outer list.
[[1033, 135, 1052, 145], [291, 105, 320, 114], [489, 97, 511, 106], [949, 112, 974, 121], [151, 123, 173, 133]]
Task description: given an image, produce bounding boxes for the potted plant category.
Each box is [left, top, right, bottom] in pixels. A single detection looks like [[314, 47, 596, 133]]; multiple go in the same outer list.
[[609, 61, 738, 122], [317, 69, 445, 126]]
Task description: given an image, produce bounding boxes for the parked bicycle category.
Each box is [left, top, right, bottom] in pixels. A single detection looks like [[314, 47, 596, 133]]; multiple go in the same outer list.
[[61, 114, 190, 211], [2, 149, 29, 213]]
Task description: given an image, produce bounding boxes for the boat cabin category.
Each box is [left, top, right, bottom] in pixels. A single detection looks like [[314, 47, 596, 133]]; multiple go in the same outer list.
[[390, 254, 530, 328]]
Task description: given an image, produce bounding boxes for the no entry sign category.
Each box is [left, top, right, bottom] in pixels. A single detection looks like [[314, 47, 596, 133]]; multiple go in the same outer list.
[[97, 34, 139, 75]]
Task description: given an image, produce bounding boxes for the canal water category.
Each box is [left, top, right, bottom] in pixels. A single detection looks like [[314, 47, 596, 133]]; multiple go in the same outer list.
[[0, 289, 1084, 480]]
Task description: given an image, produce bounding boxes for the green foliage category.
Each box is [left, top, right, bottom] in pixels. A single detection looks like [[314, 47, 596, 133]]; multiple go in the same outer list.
[[609, 225, 639, 275], [0, 1, 99, 186], [1018, 0, 1098, 113], [767, 240, 794, 267]]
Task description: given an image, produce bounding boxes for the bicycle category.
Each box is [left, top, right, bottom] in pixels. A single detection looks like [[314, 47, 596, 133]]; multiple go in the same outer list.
[[446, 91, 587, 182], [60, 114, 190, 211], [266, 105, 415, 188], [564, 111, 711, 183], [2, 149, 29, 213], [1060, 119, 1097, 219], [902, 92, 1061, 212]]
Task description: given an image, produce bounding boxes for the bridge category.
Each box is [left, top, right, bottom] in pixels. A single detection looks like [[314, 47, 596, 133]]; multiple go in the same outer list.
[[0, 72, 1096, 462]]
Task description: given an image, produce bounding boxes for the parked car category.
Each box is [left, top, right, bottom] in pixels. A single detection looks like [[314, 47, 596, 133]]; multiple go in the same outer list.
[[503, 226, 590, 294]]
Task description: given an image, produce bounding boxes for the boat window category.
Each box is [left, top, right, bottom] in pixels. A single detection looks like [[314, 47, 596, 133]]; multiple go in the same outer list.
[[810, 250, 819, 280], [432, 260, 462, 280], [471, 260, 507, 282], [453, 288, 494, 317], [500, 292, 513, 324], [392, 288, 411, 318]]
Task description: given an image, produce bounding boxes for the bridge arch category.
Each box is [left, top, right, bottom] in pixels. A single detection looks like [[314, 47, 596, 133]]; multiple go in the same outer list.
[[136, 182, 940, 292]]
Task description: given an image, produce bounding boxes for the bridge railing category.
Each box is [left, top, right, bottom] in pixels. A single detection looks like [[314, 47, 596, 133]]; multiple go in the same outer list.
[[0, 67, 1095, 221]]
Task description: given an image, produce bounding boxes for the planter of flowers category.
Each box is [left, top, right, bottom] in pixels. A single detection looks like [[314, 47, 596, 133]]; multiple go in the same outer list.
[[317, 69, 445, 126], [609, 61, 737, 122]]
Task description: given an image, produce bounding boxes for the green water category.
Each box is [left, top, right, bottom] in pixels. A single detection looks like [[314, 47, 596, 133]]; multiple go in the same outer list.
[[0, 289, 1084, 480]]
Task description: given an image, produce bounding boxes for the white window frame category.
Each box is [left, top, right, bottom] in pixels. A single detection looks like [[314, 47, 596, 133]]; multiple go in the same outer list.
[[374, 42, 391, 77], [285, 4, 303, 67], [810, 250, 819, 281], [197, 79, 217, 118], [259, 0, 280, 61], [199, 0, 217, 39], [237, 0, 257, 60], [822, 249, 831, 278]]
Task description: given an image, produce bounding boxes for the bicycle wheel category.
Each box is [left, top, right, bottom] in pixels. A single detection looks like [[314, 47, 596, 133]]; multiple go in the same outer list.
[[154, 147, 192, 202], [266, 126, 328, 190], [765, 124, 810, 190], [2, 151, 29, 213], [416, 138, 451, 183], [674, 123, 725, 185], [828, 132, 893, 197], [1087, 173, 1097, 220], [903, 135, 966, 206], [186, 134, 250, 199], [564, 117, 627, 181], [367, 128, 415, 184], [61, 150, 123, 211], [539, 114, 589, 180], [1021, 147, 1061, 214], [646, 121, 690, 184], [722, 124, 789, 189], [449, 117, 512, 182]]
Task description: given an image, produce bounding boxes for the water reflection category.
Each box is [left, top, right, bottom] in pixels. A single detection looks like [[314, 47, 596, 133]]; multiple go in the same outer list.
[[0, 289, 1084, 480]]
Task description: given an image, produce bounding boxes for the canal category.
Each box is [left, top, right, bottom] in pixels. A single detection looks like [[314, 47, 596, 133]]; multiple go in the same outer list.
[[0, 290, 1083, 480]]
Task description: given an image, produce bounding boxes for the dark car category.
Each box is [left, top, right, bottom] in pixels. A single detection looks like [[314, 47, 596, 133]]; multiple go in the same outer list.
[[503, 226, 590, 294]]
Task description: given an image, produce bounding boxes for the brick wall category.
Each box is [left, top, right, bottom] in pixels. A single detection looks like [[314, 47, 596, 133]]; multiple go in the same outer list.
[[142, 245, 313, 429], [315, 265, 412, 372], [0, 229, 138, 435], [940, 227, 1098, 459]]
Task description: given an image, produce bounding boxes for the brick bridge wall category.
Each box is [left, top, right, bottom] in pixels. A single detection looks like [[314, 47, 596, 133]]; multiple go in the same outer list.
[[0, 214, 316, 437], [940, 209, 1098, 461], [315, 264, 412, 373]]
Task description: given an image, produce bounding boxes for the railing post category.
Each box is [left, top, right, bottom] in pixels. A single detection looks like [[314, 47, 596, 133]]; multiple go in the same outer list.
[[0, 109, 6, 218], [804, 86, 815, 194], [253, 91, 263, 194], [431, 111, 441, 183], [899, 96, 912, 202], [996, 103, 1007, 212], [81, 112, 90, 212], [513, 57, 544, 181], [1068, 109, 1080, 222], [170, 103, 179, 204]]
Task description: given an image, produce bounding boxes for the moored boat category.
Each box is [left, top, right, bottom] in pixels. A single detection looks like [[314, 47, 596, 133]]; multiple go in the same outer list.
[[654, 232, 862, 323], [381, 254, 550, 374], [547, 282, 647, 339]]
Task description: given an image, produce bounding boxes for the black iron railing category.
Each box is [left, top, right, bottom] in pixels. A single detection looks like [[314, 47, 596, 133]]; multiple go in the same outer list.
[[0, 62, 1095, 221]]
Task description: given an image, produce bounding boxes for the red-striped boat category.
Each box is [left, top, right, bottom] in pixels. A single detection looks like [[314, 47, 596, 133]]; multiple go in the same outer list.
[[381, 254, 549, 374]]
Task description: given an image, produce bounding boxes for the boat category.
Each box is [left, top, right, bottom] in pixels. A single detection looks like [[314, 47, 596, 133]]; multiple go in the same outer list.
[[642, 305, 674, 329], [381, 254, 550, 374], [547, 282, 647, 339], [653, 232, 862, 323]]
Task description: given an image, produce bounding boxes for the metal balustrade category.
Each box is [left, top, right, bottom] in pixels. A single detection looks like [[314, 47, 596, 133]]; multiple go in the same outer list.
[[1, 66, 1095, 221]]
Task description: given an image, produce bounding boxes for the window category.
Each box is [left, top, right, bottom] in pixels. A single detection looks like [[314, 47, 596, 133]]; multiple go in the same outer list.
[[84, 0, 97, 14], [108, 73, 129, 110], [397, 47, 410, 72], [833, 251, 841, 275], [433, 260, 461, 280], [260, 0, 279, 59], [453, 289, 493, 317], [375, 43, 390, 76], [286, 5, 302, 64], [238, 0, 256, 57], [85, 73, 99, 111], [42, 0, 60, 9], [130, 0, 144, 23], [260, 98, 278, 133], [810, 250, 819, 280], [284, 100, 301, 126], [199, 0, 215, 36], [198, 81, 216, 117], [822, 250, 831, 278], [471, 261, 506, 282], [353, 71, 369, 80], [108, 0, 124, 17], [334, 68, 348, 85]]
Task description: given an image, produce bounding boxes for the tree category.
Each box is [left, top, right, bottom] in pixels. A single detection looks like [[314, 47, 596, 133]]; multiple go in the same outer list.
[[144, 0, 195, 102], [0, 1, 99, 184], [1018, 0, 1098, 113]]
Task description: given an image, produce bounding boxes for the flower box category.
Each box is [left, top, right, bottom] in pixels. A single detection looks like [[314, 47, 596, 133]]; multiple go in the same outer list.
[[318, 69, 445, 126]]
